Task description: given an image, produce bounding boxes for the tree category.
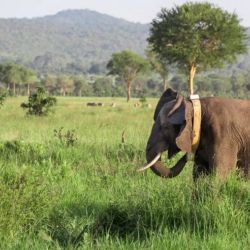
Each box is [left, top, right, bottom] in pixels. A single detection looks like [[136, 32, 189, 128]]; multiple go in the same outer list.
[[0, 89, 7, 107], [41, 74, 57, 94], [146, 47, 170, 91], [56, 75, 74, 96], [93, 77, 113, 97], [72, 76, 91, 96], [21, 87, 57, 116], [107, 50, 149, 101], [0, 63, 22, 95], [21, 68, 38, 96], [0, 63, 37, 96], [148, 2, 247, 94]]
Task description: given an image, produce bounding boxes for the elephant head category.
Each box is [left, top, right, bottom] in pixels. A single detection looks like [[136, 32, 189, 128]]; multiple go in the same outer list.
[[139, 89, 194, 178]]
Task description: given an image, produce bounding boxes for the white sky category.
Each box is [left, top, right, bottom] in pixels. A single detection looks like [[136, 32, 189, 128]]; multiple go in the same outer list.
[[0, 0, 250, 26]]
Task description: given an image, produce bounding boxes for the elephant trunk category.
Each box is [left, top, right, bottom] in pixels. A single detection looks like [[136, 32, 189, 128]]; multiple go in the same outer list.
[[149, 155, 187, 178], [137, 146, 187, 177], [140, 118, 187, 178]]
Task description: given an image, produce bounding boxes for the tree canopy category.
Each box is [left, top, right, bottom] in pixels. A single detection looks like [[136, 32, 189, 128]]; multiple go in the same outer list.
[[0, 63, 36, 95], [107, 50, 149, 101], [146, 47, 170, 90], [148, 2, 248, 94]]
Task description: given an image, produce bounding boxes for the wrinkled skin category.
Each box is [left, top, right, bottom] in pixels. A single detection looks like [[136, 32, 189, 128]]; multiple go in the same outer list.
[[146, 88, 250, 181]]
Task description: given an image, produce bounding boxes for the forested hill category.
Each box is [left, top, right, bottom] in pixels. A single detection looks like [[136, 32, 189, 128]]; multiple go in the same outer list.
[[0, 9, 250, 75], [0, 9, 149, 73]]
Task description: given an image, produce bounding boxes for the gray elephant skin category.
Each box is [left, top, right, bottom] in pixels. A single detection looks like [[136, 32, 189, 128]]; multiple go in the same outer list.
[[144, 88, 250, 181]]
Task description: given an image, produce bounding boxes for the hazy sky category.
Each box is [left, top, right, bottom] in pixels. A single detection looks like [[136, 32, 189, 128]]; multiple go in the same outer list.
[[0, 0, 250, 26]]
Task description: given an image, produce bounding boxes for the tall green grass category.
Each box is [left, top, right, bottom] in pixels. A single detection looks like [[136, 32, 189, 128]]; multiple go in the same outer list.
[[0, 97, 249, 249]]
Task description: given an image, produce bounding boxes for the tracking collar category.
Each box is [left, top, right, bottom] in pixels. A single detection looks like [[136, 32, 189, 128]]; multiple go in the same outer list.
[[187, 94, 201, 161]]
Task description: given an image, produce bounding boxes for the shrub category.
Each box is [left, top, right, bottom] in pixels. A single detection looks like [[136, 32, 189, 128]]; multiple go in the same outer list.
[[54, 127, 78, 147], [0, 90, 7, 107], [21, 87, 57, 116], [139, 96, 147, 104]]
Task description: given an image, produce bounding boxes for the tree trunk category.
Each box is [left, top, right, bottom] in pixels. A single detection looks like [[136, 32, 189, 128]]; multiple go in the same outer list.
[[27, 83, 30, 96], [126, 81, 131, 102], [13, 82, 16, 96], [188, 64, 196, 95], [18, 84, 21, 96], [163, 77, 168, 91]]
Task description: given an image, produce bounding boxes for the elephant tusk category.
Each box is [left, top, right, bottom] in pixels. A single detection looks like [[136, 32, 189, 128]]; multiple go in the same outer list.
[[137, 153, 161, 172]]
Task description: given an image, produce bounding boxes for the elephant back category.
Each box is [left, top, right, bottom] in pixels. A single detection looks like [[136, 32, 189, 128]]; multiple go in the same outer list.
[[154, 88, 178, 121]]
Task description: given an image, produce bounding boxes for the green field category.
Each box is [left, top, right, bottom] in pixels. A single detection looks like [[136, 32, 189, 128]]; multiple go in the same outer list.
[[0, 97, 249, 249]]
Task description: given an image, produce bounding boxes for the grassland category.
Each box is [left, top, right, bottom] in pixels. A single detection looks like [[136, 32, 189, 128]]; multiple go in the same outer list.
[[0, 96, 249, 249]]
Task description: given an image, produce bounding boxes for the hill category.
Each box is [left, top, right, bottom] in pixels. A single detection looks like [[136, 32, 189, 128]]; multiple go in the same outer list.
[[0, 9, 249, 76], [0, 9, 149, 74]]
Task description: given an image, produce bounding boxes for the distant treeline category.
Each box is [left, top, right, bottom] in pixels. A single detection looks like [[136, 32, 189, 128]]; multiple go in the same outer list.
[[0, 65, 249, 99], [0, 9, 250, 99]]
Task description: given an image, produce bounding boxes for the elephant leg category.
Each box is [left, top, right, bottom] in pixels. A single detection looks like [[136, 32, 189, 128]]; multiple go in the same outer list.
[[246, 163, 250, 179], [191, 162, 210, 201], [237, 156, 250, 180], [192, 162, 210, 182], [245, 159, 250, 179], [239, 149, 250, 179], [210, 144, 238, 180]]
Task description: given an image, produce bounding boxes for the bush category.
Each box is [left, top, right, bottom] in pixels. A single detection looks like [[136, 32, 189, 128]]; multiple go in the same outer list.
[[0, 90, 7, 107], [54, 127, 78, 147], [21, 87, 57, 116], [139, 96, 147, 104]]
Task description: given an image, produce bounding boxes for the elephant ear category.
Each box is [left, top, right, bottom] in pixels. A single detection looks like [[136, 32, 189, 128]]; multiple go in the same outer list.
[[164, 95, 193, 153], [175, 101, 193, 153], [154, 88, 177, 121]]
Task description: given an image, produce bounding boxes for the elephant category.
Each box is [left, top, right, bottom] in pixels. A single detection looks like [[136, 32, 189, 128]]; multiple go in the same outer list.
[[139, 88, 250, 181]]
